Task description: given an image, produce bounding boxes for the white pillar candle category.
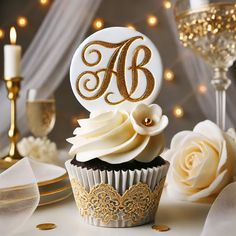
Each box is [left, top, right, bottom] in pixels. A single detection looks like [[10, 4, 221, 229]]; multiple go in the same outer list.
[[4, 27, 21, 79]]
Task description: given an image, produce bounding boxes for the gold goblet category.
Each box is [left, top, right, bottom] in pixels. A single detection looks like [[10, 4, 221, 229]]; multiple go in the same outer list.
[[175, 0, 236, 130]]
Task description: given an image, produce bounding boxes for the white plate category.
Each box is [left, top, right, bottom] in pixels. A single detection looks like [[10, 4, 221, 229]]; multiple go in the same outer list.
[[39, 187, 72, 206], [28, 159, 66, 184]]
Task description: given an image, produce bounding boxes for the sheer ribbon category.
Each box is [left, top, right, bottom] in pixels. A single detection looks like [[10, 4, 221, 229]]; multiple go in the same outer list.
[[0, 158, 39, 236], [201, 182, 236, 236], [0, 157, 67, 236], [0, 0, 102, 151]]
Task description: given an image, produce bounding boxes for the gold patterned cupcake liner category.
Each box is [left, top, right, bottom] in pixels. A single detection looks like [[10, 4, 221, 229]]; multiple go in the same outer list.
[[65, 160, 169, 227]]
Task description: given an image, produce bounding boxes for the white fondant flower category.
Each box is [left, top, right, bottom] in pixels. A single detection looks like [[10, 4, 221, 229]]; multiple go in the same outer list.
[[130, 104, 168, 136], [18, 136, 58, 164], [164, 120, 236, 202]]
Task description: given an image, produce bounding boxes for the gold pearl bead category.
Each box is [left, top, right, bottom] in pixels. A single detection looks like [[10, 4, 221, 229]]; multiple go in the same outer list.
[[143, 118, 153, 127]]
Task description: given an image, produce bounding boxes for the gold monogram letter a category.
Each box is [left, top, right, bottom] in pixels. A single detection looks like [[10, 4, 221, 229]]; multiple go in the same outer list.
[[76, 36, 155, 105]]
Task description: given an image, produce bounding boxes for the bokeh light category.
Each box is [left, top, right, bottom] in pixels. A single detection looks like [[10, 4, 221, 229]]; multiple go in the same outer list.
[[164, 69, 174, 81], [147, 15, 158, 27], [92, 18, 104, 30], [163, 0, 172, 9], [0, 28, 5, 39], [173, 106, 184, 118], [39, 0, 50, 6], [198, 84, 207, 94], [17, 16, 28, 27]]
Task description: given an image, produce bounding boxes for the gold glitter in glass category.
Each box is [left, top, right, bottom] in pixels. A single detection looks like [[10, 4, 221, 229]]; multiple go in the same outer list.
[[176, 3, 236, 68]]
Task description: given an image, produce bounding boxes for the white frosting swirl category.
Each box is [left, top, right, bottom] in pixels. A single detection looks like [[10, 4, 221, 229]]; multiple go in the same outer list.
[[67, 106, 167, 164]]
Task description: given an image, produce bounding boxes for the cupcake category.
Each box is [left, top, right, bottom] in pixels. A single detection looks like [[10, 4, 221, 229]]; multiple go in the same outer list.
[[66, 27, 169, 227]]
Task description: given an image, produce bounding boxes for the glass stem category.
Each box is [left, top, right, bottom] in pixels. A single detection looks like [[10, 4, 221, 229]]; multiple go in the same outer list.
[[211, 68, 231, 131]]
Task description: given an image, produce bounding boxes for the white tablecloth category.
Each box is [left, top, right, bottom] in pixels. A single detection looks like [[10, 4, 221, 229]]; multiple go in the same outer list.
[[13, 190, 210, 236]]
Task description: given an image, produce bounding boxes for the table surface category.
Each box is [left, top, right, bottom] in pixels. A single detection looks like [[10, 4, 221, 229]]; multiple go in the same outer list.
[[14, 190, 210, 236]]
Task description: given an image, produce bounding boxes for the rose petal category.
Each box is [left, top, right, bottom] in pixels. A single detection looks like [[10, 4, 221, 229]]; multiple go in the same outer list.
[[188, 170, 229, 201], [223, 133, 236, 177], [194, 120, 224, 148], [169, 131, 194, 150], [162, 148, 176, 162], [167, 185, 190, 201], [216, 140, 228, 174], [167, 172, 196, 199], [186, 143, 218, 189], [172, 156, 187, 178]]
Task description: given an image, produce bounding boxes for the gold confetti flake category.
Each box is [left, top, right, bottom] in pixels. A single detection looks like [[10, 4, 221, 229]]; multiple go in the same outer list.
[[152, 224, 170, 232], [36, 223, 56, 230]]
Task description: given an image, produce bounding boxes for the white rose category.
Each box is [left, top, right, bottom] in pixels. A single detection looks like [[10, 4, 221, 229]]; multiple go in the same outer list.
[[163, 120, 236, 202]]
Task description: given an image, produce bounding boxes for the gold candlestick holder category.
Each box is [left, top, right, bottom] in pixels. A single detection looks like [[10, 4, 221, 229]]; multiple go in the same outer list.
[[0, 77, 23, 169]]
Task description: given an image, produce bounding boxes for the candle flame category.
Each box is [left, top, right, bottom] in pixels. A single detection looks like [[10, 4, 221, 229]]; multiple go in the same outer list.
[[10, 27, 17, 44]]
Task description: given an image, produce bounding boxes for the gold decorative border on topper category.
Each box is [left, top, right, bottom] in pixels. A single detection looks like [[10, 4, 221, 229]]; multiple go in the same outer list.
[[70, 178, 165, 225], [76, 36, 155, 106]]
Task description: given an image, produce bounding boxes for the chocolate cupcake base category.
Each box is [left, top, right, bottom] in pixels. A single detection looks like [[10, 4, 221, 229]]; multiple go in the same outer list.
[[65, 158, 169, 227], [71, 156, 166, 171]]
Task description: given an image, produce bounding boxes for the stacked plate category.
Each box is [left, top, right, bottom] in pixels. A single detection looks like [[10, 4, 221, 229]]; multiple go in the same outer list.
[[22, 155, 73, 206], [0, 156, 72, 207], [38, 172, 72, 206]]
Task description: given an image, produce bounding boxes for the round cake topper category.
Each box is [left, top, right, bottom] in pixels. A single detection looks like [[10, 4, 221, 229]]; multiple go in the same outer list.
[[70, 27, 163, 112]]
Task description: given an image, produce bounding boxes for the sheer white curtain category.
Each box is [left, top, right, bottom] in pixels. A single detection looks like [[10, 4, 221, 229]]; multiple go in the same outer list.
[[0, 0, 102, 151], [165, 0, 235, 129]]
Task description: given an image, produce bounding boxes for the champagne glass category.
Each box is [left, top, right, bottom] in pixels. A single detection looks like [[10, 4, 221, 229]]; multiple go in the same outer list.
[[174, 0, 236, 130], [26, 89, 56, 138]]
